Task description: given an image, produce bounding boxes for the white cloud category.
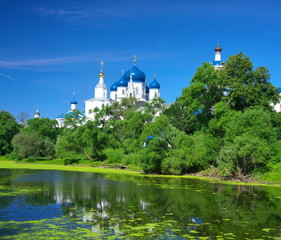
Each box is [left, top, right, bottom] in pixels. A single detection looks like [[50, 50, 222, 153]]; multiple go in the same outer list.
[[0, 73, 16, 82], [0, 51, 179, 70]]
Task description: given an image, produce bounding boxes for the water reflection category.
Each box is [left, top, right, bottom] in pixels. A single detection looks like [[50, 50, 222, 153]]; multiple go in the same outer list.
[[0, 169, 280, 239]]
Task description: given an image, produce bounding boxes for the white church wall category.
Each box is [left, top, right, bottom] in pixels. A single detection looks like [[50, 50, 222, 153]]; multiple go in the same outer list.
[[149, 89, 160, 101], [117, 87, 127, 101]]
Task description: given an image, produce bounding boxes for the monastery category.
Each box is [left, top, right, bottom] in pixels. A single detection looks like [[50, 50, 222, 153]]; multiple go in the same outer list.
[[34, 46, 280, 125]]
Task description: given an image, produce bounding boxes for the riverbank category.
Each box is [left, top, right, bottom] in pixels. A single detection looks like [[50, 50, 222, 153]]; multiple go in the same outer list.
[[0, 160, 280, 187]]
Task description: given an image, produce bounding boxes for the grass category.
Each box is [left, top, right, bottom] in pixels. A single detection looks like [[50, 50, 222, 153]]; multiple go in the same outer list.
[[0, 160, 280, 187], [260, 162, 281, 183], [0, 160, 141, 176]]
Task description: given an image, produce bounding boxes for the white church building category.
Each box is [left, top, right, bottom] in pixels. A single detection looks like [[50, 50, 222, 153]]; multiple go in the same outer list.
[[50, 46, 280, 126], [85, 57, 161, 120]]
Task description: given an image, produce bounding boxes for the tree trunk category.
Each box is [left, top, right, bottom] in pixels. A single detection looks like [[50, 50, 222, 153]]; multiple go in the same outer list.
[[83, 148, 94, 161]]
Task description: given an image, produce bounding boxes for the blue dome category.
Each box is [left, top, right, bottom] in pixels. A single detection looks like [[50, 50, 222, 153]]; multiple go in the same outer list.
[[110, 82, 118, 91], [70, 99, 78, 104], [123, 65, 146, 82], [117, 76, 128, 87], [149, 79, 160, 89], [56, 110, 84, 119]]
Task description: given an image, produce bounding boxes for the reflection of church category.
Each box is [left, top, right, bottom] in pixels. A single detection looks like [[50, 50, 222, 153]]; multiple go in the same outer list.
[[85, 57, 161, 120]]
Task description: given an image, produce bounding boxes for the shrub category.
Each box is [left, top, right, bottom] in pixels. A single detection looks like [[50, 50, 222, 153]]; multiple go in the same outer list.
[[104, 149, 124, 164], [140, 150, 162, 174], [63, 159, 80, 165], [121, 152, 143, 166]]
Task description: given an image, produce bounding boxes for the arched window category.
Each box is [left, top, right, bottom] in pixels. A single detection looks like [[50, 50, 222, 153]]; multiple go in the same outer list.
[[122, 89, 125, 95], [136, 87, 138, 95], [154, 92, 157, 98], [130, 93, 132, 97], [115, 93, 117, 100]]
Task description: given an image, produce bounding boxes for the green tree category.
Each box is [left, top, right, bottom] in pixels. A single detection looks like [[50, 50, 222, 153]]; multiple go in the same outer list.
[[0, 111, 19, 155], [178, 62, 222, 129], [56, 119, 108, 161], [163, 101, 198, 134], [217, 108, 277, 177], [12, 132, 54, 159], [24, 118, 61, 142], [63, 109, 85, 129], [221, 52, 279, 111]]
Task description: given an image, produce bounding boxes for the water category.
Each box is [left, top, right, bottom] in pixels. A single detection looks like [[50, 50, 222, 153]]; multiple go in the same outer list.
[[0, 168, 280, 239]]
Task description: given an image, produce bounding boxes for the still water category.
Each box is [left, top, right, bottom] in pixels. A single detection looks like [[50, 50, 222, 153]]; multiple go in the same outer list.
[[0, 168, 280, 239]]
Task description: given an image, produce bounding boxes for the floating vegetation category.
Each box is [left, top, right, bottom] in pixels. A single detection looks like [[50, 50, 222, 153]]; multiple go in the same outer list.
[[0, 185, 43, 197], [0, 167, 281, 239]]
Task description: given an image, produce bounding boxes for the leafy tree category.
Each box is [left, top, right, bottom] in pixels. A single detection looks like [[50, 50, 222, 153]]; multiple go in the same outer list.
[[178, 62, 222, 128], [56, 118, 108, 161], [105, 100, 154, 153], [141, 115, 183, 149], [221, 52, 279, 111], [218, 135, 271, 178], [12, 132, 54, 159], [55, 132, 86, 160], [145, 97, 165, 115], [24, 118, 61, 142], [163, 101, 198, 134], [178, 53, 279, 132], [0, 111, 19, 155], [75, 120, 108, 161], [140, 115, 187, 174], [217, 108, 277, 177], [63, 109, 85, 129], [140, 139, 168, 174]]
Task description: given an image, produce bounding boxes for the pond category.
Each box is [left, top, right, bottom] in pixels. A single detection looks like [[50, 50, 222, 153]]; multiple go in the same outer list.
[[0, 168, 280, 239]]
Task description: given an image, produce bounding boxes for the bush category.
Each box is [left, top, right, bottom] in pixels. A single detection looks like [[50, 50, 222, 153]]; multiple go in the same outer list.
[[11, 132, 55, 159], [218, 135, 271, 177], [161, 156, 184, 175], [104, 149, 124, 164], [121, 152, 143, 166], [140, 150, 162, 174], [26, 156, 53, 162], [260, 162, 281, 183], [64, 158, 80, 165]]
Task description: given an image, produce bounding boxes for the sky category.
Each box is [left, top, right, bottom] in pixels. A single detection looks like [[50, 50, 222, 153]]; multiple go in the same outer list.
[[1, 0, 281, 120]]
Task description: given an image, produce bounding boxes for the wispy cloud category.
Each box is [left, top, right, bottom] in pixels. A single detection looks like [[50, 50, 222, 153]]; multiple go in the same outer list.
[[30, 0, 280, 22], [0, 51, 179, 70], [0, 55, 94, 68], [0, 73, 16, 82], [31, 1, 139, 21], [34, 7, 133, 19], [40, 90, 69, 104]]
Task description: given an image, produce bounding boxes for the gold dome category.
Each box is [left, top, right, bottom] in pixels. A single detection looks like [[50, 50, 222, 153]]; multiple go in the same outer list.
[[99, 72, 104, 78]]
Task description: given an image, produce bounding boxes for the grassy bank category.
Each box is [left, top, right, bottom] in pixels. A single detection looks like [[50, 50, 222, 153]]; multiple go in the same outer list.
[[0, 160, 141, 176], [1, 160, 280, 187]]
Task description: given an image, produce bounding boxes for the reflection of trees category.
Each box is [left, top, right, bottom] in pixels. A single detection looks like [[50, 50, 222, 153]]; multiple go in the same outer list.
[[56, 173, 281, 239], [1, 169, 281, 239]]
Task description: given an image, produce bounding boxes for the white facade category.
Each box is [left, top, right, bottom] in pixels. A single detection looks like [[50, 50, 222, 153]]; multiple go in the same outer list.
[[85, 70, 111, 120], [84, 58, 161, 120]]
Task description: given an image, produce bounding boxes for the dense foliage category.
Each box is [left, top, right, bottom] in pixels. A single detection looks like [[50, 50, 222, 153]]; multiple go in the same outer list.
[[0, 111, 19, 155], [1, 52, 280, 180]]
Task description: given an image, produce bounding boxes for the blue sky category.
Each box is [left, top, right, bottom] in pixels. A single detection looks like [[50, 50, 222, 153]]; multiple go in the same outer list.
[[1, 0, 281, 120]]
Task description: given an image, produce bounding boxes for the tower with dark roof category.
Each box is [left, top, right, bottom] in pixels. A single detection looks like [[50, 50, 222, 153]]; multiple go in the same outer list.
[[212, 44, 224, 69], [34, 107, 40, 118]]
